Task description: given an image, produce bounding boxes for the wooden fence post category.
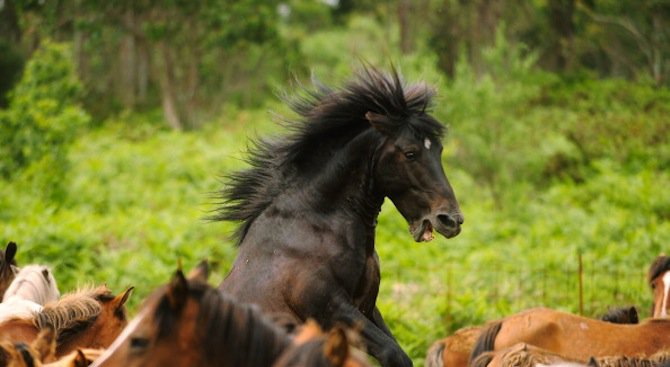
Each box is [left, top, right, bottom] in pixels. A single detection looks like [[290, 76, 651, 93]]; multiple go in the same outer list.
[[578, 250, 584, 316]]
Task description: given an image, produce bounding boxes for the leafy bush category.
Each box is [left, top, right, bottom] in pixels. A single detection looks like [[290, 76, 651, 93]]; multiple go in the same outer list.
[[0, 40, 89, 199]]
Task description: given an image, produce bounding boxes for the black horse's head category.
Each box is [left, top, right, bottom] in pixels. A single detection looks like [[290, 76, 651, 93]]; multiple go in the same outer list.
[[369, 109, 462, 241]]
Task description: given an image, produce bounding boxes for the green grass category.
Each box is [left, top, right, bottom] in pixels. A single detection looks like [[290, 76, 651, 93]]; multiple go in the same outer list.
[[1, 103, 669, 366]]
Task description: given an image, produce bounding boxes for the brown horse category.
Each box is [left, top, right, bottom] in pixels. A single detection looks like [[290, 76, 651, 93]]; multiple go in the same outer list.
[[273, 320, 371, 367], [649, 255, 670, 318], [215, 67, 463, 367], [471, 342, 670, 367], [426, 307, 640, 367], [425, 326, 482, 367], [92, 265, 371, 367], [0, 327, 56, 367], [469, 308, 670, 363], [44, 349, 104, 367], [0, 285, 132, 358], [0, 241, 19, 299]]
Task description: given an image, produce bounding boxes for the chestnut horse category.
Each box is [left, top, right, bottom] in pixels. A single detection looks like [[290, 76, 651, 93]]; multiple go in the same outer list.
[[0, 285, 132, 358], [649, 255, 670, 318], [92, 266, 371, 367], [470, 342, 670, 367], [0, 327, 56, 367], [273, 320, 371, 367], [424, 306, 640, 367], [0, 241, 19, 299], [215, 67, 463, 367], [469, 308, 670, 363]]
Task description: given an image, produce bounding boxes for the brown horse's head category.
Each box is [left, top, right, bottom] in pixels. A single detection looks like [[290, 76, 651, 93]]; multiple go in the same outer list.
[[273, 320, 371, 367], [35, 285, 133, 357], [648, 255, 670, 318], [92, 266, 290, 367], [0, 241, 19, 299], [0, 327, 55, 367], [363, 71, 462, 242]]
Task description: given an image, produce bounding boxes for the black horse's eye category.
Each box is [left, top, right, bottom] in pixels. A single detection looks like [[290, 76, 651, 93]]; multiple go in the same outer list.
[[130, 337, 150, 351], [404, 151, 417, 160]]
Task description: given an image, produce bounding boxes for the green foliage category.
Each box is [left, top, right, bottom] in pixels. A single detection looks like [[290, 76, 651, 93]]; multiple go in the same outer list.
[[0, 40, 89, 199], [443, 29, 563, 205], [1, 6, 669, 366]]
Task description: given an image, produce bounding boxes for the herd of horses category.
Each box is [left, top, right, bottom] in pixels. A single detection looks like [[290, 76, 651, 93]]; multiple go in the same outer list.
[[426, 255, 670, 367], [2, 67, 666, 367]]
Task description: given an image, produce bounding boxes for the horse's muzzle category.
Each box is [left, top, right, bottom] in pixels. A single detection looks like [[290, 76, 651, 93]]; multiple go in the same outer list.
[[411, 212, 463, 242]]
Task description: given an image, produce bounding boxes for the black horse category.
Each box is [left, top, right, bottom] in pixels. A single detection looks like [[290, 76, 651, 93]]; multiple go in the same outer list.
[[214, 67, 463, 367]]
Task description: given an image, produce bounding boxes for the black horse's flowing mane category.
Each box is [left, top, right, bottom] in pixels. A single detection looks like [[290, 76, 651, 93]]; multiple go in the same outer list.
[[212, 67, 445, 244], [648, 255, 670, 285], [154, 279, 291, 366]]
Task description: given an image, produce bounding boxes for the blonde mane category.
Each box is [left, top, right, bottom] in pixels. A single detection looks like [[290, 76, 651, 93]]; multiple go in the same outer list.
[[33, 286, 113, 342]]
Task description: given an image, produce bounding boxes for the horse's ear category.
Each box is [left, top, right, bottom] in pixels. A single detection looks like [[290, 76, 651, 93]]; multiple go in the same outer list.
[[33, 326, 56, 362], [113, 286, 134, 310], [167, 270, 189, 311], [187, 259, 209, 283], [294, 319, 322, 345], [629, 306, 639, 323], [0, 344, 9, 366], [5, 242, 17, 264], [74, 349, 88, 367], [365, 112, 393, 135], [587, 357, 599, 367], [324, 326, 349, 367]]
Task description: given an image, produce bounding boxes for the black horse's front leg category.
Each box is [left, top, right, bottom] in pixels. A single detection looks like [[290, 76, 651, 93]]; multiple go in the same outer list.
[[372, 306, 396, 340], [332, 301, 412, 367]]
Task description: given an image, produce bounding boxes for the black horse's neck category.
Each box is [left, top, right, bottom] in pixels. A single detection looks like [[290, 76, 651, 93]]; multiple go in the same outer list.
[[300, 128, 385, 232]]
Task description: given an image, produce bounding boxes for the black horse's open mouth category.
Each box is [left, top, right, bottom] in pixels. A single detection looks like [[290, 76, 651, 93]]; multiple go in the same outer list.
[[410, 214, 463, 242], [410, 219, 434, 242]]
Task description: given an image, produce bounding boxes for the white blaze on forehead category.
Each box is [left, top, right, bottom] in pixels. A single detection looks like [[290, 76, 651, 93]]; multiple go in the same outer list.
[[424, 138, 431, 150], [90, 307, 149, 366], [661, 272, 670, 317]]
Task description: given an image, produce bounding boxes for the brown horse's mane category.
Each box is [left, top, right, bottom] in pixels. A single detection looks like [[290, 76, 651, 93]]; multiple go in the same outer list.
[[592, 350, 670, 367], [33, 286, 112, 345], [153, 279, 291, 366], [648, 256, 670, 284], [470, 321, 503, 365], [210, 66, 444, 245]]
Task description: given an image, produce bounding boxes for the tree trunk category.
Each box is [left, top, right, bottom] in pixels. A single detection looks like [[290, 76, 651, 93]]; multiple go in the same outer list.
[[136, 37, 149, 105], [398, 0, 413, 54], [73, 29, 89, 83], [0, 0, 21, 43], [547, 0, 575, 71], [119, 10, 137, 108], [158, 42, 184, 130]]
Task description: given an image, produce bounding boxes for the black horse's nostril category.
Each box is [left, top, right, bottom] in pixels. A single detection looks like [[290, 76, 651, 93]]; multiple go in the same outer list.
[[437, 214, 457, 228], [437, 213, 464, 229]]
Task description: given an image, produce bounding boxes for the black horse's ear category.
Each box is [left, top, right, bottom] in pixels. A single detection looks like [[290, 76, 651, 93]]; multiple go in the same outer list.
[[167, 270, 188, 311], [324, 326, 349, 367], [365, 112, 393, 135], [5, 242, 17, 265], [187, 259, 209, 283]]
